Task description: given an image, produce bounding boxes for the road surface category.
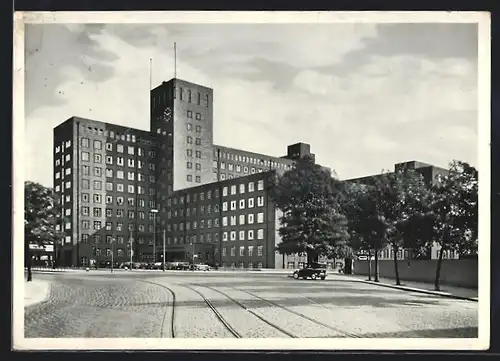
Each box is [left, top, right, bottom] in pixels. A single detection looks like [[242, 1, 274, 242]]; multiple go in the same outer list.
[[24, 272, 478, 338]]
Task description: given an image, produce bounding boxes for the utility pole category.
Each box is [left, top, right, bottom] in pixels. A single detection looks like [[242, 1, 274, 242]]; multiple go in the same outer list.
[[151, 209, 159, 264], [110, 237, 114, 274], [129, 231, 133, 269], [162, 229, 166, 271]]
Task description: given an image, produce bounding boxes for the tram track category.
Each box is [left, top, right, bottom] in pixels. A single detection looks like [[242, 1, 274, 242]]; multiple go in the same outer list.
[[194, 284, 296, 338], [139, 280, 176, 338]]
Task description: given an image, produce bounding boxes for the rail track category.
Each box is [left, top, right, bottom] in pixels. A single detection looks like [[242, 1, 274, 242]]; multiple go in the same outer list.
[[139, 280, 177, 338], [233, 287, 363, 338], [194, 284, 296, 338]]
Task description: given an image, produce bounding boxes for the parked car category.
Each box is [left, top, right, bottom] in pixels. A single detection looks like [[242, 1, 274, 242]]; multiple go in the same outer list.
[[190, 263, 211, 271], [292, 262, 327, 280]]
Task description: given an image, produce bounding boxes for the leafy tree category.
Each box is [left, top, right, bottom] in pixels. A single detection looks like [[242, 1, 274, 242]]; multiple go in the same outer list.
[[372, 169, 432, 285], [25, 181, 63, 281], [272, 156, 349, 264], [427, 161, 478, 291], [342, 181, 387, 281]]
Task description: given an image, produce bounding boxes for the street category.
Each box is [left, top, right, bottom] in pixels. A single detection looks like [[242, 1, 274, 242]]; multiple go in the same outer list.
[[24, 272, 478, 338]]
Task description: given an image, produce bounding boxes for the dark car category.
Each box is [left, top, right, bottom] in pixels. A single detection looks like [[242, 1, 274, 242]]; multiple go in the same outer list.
[[292, 262, 327, 280]]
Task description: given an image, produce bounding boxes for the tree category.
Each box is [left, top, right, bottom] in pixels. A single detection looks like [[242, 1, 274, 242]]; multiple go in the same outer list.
[[272, 156, 350, 264], [428, 161, 478, 291], [25, 181, 63, 281], [372, 169, 432, 285], [342, 181, 387, 281]]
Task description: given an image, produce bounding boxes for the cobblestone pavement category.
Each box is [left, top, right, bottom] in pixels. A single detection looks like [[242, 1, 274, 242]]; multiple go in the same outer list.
[[24, 272, 478, 338]]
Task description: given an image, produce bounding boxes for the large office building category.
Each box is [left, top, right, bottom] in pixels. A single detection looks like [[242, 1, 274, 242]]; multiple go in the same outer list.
[[52, 76, 455, 268], [53, 78, 311, 267]]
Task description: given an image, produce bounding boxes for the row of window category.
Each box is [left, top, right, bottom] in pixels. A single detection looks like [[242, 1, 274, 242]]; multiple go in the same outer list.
[[56, 168, 156, 183], [92, 248, 132, 257], [80, 138, 153, 156], [81, 152, 156, 170], [186, 136, 202, 145], [167, 212, 265, 232], [82, 234, 152, 244], [214, 149, 292, 170], [82, 193, 156, 208], [165, 228, 265, 245], [167, 180, 264, 206], [151, 87, 209, 107], [80, 207, 158, 221], [186, 175, 202, 183], [222, 245, 264, 257], [82, 126, 144, 144], [222, 262, 264, 269], [213, 162, 269, 176]]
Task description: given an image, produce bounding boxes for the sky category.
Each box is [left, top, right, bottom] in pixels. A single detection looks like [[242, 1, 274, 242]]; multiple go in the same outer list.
[[24, 22, 479, 187]]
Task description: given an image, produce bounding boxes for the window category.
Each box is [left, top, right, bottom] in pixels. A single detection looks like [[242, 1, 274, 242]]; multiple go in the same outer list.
[[93, 208, 101, 217], [81, 138, 89, 147], [65, 154, 71, 162], [128, 185, 135, 193], [94, 154, 102, 163], [257, 213, 264, 223], [248, 214, 254, 224], [93, 221, 102, 230], [106, 156, 113, 165], [258, 180, 264, 190], [93, 194, 101, 203], [117, 144, 124, 153], [239, 246, 245, 256], [106, 182, 113, 191], [257, 229, 264, 240], [117, 184, 124, 192], [128, 159, 135, 167], [230, 185, 237, 195], [231, 247, 235, 256], [106, 208, 112, 217], [196, 113, 202, 121], [106, 168, 113, 178], [94, 140, 102, 149], [243, 166, 249, 174], [239, 199, 245, 209], [81, 152, 90, 162], [230, 231, 236, 241], [196, 163, 201, 171], [248, 198, 254, 208], [230, 201, 236, 211], [117, 157, 124, 166], [257, 196, 265, 207], [128, 146, 134, 155], [82, 206, 89, 216], [196, 176, 201, 183], [55, 146, 60, 153], [116, 222, 123, 231], [239, 215, 245, 225], [82, 193, 89, 203], [222, 216, 228, 226], [239, 231, 245, 241], [128, 172, 135, 181], [82, 220, 90, 229], [65, 181, 71, 189], [93, 180, 102, 190], [195, 138, 201, 145], [65, 140, 71, 148], [248, 230, 254, 240], [248, 246, 254, 257], [222, 248, 227, 257], [228, 163, 234, 171], [257, 246, 263, 256], [248, 182, 255, 192], [187, 136, 193, 144], [223, 187, 228, 196], [230, 216, 236, 226], [187, 110, 193, 118], [223, 232, 228, 242], [106, 195, 113, 204], [187, 123, 193, 131], [187, 161, 192, 169], [106, 142, 113, 151]]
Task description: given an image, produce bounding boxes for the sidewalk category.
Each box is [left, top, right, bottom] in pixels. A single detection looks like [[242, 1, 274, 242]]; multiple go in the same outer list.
[[24, 279, 51, 307], [340, 273, 478, 302]]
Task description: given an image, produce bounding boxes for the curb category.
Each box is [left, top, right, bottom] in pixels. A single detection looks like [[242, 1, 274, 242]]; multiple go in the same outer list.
[[356, 279, 478, 302]]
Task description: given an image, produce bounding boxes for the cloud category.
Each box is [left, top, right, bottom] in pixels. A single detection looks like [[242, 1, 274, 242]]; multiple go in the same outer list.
[[23, 23, 478, 187]]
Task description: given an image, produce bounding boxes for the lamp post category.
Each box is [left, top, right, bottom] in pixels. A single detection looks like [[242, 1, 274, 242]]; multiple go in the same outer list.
[[162, 229, 166, 271], [110, 237, 115, 274], [151, 209, 159, 264]]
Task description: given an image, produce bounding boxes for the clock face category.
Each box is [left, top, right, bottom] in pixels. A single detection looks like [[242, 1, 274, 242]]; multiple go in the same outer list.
[[164, 107, 172, 120]]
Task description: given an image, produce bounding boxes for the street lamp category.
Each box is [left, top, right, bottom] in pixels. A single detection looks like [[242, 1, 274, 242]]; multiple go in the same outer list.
[[151, 209, 159, 264], [162, 229, 166, 272]]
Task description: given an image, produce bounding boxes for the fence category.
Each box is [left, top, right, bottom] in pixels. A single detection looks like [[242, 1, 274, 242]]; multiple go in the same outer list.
[[353, 258, 478, 289]]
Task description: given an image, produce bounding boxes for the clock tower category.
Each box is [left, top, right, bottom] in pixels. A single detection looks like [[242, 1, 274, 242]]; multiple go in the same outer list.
[[149, 77, 214, 234]]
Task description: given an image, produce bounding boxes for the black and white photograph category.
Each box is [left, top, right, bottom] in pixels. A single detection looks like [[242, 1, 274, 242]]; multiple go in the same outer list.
[[13, 11, 490, 351]]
